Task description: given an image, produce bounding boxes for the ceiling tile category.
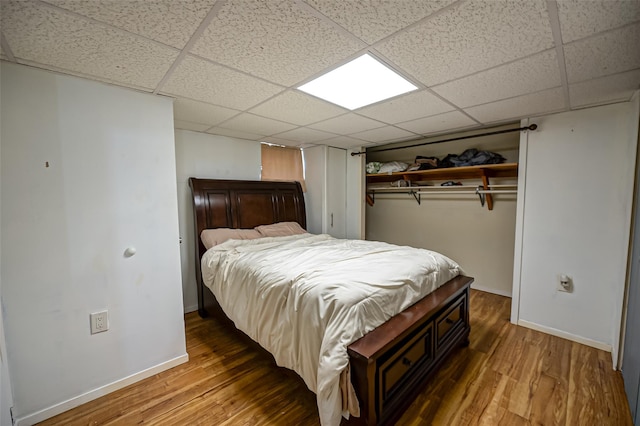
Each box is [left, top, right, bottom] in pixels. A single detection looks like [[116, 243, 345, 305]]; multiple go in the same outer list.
[[218, 113, 297, 136], [432, 50, 561, 108], [43, 0, 216, 49], [262, 136, 297, 145], [174, 120, 211, 132], [206, 127, 265, 141], [557, 0, 640, 44], [569, 69, 640, 108], [0, 1, 179, 90], [272, 127, 335, 143], [13, 57, 152, 92], [303, 0, 457, 44], [173, 97, 239, 126], [357, 90, 455, 124], [190, 0, 365, 86], [161, 55, 284, 110], [310, 113, 385, 134], [249, 90, 346, 125], [397, 111, 478, 135], [319, 135, 368, 149], [2, 0, 635, 147], [564, 23, 640, 83], [350, 126, 417, 143], [376, 0, 554, 86], [465, 87, 566, 123]]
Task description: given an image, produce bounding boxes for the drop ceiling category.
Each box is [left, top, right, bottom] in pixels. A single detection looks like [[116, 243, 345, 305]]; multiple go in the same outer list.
[[1, 0, 639, 149]]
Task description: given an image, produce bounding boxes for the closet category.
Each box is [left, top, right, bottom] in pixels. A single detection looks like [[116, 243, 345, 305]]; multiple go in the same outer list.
[[364, 124, 521, 297], [303, 145, 347, 238], [365, 163, 518, 210]]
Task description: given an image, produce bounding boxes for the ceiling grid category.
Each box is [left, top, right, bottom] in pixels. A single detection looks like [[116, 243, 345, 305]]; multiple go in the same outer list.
[[0, 0, 637, 149]]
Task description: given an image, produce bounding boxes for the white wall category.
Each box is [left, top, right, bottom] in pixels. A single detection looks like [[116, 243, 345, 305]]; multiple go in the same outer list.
[[514, 100, 639, 361], [367, 193, 517, 296], [0, 63, 187, 424], [0, 307, 12, 426], [174, 130, 261, 313], [366, 126, 520, 296], [346, 147, 365, 239], [304, 145, 364, 239], [303, 145, 325, 235], [0, 61, 13, 423]]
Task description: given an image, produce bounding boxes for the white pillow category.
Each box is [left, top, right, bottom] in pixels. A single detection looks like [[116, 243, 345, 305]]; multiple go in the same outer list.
[[200, 228, 262, 249], [254, 222, 307, 237]]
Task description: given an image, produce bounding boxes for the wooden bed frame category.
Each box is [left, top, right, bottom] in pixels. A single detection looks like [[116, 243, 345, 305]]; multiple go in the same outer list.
[[189, 178, 472, 426]]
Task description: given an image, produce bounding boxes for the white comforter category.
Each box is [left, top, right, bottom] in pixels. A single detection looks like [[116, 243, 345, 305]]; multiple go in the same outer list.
[[201, 234, 462, 426]]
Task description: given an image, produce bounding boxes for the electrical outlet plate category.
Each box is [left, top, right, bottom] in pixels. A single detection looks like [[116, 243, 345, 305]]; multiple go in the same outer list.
[[90, 311, 109, 334]]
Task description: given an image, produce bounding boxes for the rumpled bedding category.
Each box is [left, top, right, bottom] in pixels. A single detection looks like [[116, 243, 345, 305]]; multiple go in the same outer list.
[[201, 233, 463, 425]]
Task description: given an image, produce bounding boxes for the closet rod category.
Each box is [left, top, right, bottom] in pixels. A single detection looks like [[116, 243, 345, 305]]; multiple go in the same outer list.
[[350, 124, 537, 156], [368, 184, 516, 191], [417, 190, 517, 195], [368, 189, 517, 195]]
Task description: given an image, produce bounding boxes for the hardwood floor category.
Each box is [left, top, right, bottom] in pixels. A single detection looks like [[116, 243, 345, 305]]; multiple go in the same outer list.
[[39, 290, 632, 425]]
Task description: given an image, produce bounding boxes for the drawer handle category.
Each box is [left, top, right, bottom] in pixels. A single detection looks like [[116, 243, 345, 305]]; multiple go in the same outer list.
[[445, 318, 455, 324], [402, 357, 412, 367]]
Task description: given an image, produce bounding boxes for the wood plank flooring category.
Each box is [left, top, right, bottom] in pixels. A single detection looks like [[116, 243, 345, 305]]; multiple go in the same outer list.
[[39, 290, 632, 425]]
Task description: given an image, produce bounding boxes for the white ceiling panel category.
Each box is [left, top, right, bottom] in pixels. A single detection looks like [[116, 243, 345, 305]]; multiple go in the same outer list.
[[310, 113, 385, 134], [249, 90, 346, 126], [206, 127, 265, 141], [14, 57, 153, 92], [466, 87, 565, 123], [218, 113, 297, 136], [357, 90, 455, 124], [350, 126, 416, 143], [397, 111, 478, 135], [303, 0, 456, 44], [161, 55, 284, 110], [376, 0, 554, 86], [43, 0, 216, 49], [0, 1, 179, 90], [262, 135, 297, 145], [173, 97, 239, 126], [569, 70, 640, 108], [174, 119, 212, 132], [565, 23, 640, 83], [432, 50, 561, 108], [273, 127, 335, 143], [557, 0, 640, 44], [190, 0, 364, 86], [320, 135, 369, 149], [1, 0, 638, 147]]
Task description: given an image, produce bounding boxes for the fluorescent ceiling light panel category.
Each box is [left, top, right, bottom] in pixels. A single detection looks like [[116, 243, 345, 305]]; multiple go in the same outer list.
[[297, 54, 418, 110]]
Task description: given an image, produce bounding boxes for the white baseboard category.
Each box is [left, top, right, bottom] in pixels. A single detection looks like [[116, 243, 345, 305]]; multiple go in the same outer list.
[[517, 320, 612, 352], [470, 283, 512, 298], [15, 353, 189, 426], [184, 303, 198, 314]]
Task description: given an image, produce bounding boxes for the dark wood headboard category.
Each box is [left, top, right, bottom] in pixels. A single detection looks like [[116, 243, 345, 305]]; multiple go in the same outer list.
[[188, 178, 306, 316]]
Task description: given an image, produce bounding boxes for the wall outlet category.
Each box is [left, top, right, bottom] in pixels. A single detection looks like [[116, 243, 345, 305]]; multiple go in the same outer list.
[[557, 274, 573, 293], [90, 311, 109, 334]]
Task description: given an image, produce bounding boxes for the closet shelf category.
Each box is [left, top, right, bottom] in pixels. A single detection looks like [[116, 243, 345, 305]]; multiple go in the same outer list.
[[366, 163, 518, 184], [366, 163, 519, 210]]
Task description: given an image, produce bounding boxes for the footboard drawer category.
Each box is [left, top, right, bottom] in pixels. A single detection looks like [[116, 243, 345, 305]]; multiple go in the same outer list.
[[378, 323, 433, 410], [348, 276, 473, 426], [435, 292, 467, 353]]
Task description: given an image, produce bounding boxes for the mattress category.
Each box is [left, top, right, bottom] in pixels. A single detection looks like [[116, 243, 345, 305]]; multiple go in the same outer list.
[[201, 233, 462, 425]]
